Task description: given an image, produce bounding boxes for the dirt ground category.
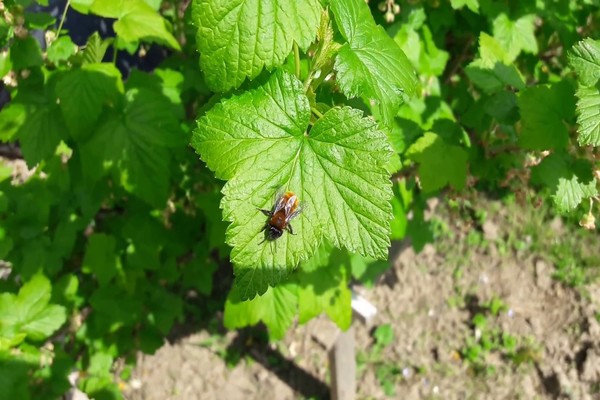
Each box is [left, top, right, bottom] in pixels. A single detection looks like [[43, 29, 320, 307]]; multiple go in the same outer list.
[[125, 200, 600, 400]]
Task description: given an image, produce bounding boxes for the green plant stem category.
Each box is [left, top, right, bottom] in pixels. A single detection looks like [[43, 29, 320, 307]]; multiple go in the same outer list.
[[294, 42, 301, 79], [303, 71, 314, 92], [56, 0, 71, 38], [311, 107, 324, 119]]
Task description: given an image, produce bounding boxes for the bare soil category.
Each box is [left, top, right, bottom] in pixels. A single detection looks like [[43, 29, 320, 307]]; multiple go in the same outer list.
[[125, 202, 600, 400]]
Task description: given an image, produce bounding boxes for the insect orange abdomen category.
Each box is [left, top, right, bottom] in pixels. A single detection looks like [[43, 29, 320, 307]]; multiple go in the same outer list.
[[282, 191, 298, 211]]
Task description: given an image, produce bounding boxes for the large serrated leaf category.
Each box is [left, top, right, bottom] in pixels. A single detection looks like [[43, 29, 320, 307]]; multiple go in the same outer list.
[[10, 79, 67, 166], [517, 83, 574, 150], [568, 38, 600, 87], [224, 283, 297, 340], [569, 39, 600, 147], [554, 176, 598, 213], [406, 132, 468, 193], [80, 88, 183, 207], [55, 63, 123, 141], [192, 0, 321, 92], [296, 244, 352, 330], [82, 234, 118, 286], [330, 0, 418, 127], [575, 85, 600, 146], [192, 70, 394, 299]]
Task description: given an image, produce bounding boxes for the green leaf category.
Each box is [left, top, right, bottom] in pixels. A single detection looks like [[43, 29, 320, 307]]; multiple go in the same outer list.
[[406, 132, 468, 192], [81, 32, 112, 64], [530, 152, 569, 189], [568, 38, 600, 87], [71, 0, 94, 13], [24, 12, 56, 29], [17, 103, 64, 166], [126, 68, 184, 119], [113, 1, 180, 50], [90, 0, 180, 50], [531, 152, 598, 212], [82, 234, 118, 286], [47, 36, 77, 65], [196, 192, 229, 256], [223, 283, 297, 340], [483, 91, 519, 124], [465, 33, 525, 94], [389, 182, 410, 240], [182, 252, 218, 295], [89, 286, 142, 332], [80, 88, 182, 207], [192, 0, 320, 92], [10, 79, 67, 166], [10, 36, 43, 70], [121, 213, 166, 270], [450, 0, 479, 13], [418, 25, 450, 77], [87, 352, 113, 377], [0, 103, 27, 142], [0, 275, 66, 342], [143, 0, 161, 10], [466, 61, 525, 94], [478, 32, 511, 65], [296, 245, 352, 329], [492, 14, 538, 62], [349, 252, 389, 287], [518, 83, 574, 150], [330, 0, 418, 126], [554, 176, 598, 213], [145, 285, 183, 335], [570, 39, 600, 147], [193, 70, 394, 298], [0, 356, 32, 400], [575, 85, 600, 146], [0, 50, 12, 77], [374, 323, 394, 346], [56, 64, 122, 140], [51, 274, 82, 309], [20, 305, 66, 341]]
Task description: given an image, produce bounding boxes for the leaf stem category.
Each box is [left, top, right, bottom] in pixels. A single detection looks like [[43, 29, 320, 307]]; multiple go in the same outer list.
[[303, 71, 314, 92], [311, 107, 324, 119], [56, 0, 71, 38], [294, 42, 301, 79]]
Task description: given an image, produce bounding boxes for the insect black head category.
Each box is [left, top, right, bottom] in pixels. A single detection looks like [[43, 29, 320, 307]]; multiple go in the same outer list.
[[265, 225, 283, 241]]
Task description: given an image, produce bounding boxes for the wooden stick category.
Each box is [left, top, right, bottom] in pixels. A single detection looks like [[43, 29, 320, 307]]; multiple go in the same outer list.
[[328, 326, 356, 400]]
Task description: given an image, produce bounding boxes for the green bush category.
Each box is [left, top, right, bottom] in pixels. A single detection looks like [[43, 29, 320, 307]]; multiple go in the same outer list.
[[0, 0, 599, 398]]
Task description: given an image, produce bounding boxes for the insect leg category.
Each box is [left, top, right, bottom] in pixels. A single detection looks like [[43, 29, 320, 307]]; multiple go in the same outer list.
[[286, 223, 296, 235], [258, 208, 272, 216]]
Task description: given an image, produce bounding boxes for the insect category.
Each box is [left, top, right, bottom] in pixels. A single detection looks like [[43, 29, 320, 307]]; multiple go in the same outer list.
[[258, 191, 302, 243]]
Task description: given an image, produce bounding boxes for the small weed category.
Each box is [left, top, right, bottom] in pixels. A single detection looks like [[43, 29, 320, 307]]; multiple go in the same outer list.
[[357, 324, 409, 397], [466, 230, 484, 247], [460, 296, 539, 374]]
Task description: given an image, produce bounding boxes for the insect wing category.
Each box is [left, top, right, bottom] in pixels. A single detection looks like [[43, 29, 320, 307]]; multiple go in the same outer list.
[[283, 194, 297, 215], [285, 198, 303, 223], [271, 190, 287, 214]]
